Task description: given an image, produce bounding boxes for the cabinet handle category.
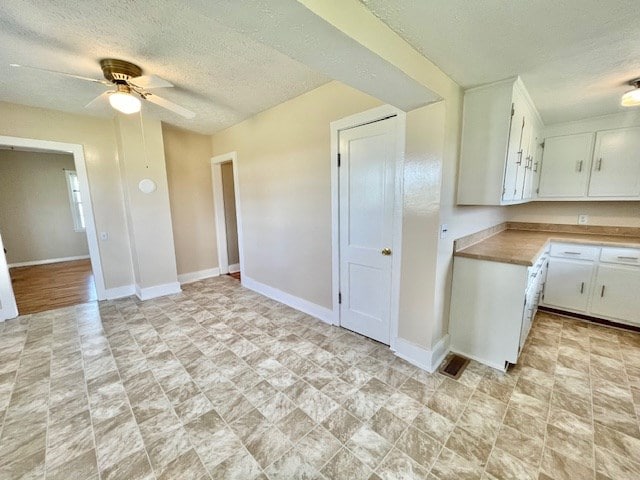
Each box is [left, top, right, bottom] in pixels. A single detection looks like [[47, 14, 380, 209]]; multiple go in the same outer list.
[[580, 282, 585, 294], [576, 160, 583, 172], [617, 256, 639, 261], [533, 161, 538, 173], [563, 251, 582, 255], [596, 158, 603, 171], [601, 285, 606, 297], [516, 150, 523, 166]]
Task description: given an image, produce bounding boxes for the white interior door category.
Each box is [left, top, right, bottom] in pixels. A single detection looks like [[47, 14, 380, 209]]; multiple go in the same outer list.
[[339, 117, 397, 345], [0, 232, 18, 321]]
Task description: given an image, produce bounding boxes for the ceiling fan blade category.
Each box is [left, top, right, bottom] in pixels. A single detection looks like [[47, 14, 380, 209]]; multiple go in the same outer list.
[[130, 74, 173, 90], [84, 91, 111, 109], [144, 93, 195, 119], [10, 64, 110, 85]]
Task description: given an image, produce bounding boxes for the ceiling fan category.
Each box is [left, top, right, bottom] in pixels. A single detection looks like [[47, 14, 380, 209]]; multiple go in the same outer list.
[[10, 58, 195, 119]]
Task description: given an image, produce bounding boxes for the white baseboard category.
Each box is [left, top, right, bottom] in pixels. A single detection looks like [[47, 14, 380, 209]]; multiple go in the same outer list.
[[135, 282, 182, 301], [104, 284, 135, 300], [178, 268, 220, 285], [392, 334, 450, 373], [242, 275, 334, 325], [228, 263, 241, 274], [8, 255, 90, 268]]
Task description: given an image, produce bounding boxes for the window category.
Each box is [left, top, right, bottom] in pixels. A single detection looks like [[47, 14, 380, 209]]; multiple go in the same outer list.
[[65, 170, 85, 232]]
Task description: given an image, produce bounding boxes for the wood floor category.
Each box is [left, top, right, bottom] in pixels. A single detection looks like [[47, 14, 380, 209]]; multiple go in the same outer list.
[[228, 271, 241, 281], [9, 259, 97, 315]]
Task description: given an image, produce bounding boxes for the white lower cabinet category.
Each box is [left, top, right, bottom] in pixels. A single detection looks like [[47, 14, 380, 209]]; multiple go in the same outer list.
[[543, 258, 594, 312], [450, 240, 640, 371], [590, 264, 640, 325], [542, 243, 640, 326], [449, 251, 547, 371]]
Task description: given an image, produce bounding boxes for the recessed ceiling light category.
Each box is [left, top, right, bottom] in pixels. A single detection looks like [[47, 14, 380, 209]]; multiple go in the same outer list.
[[621, 78, 640, 107]]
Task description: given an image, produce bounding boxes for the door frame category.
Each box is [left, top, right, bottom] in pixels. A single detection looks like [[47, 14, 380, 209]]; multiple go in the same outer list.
[[0, 135, 107, 320], [330, 105, 406, 349], [210, 152, 244, 278]]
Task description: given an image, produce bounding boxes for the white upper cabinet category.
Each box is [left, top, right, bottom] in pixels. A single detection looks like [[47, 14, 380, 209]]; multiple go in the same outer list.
[[538, 133, 594, 198], [457, 77, 543, 206], [588, 127, 640, 197], [523, 124, 543, 200], [538, 126, 640, 201]]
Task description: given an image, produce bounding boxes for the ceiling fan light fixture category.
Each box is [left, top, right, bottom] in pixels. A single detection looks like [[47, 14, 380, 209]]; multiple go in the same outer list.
[[109, 85, 141, 114], [621, 79, 640, 107]]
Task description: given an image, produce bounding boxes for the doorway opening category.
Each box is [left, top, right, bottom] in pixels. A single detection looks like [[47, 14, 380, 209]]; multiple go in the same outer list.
[[0, 149, 96, 314], [0, 136, 106, 321], [330, 106, 406, 348], [211, 152, 244, 282]]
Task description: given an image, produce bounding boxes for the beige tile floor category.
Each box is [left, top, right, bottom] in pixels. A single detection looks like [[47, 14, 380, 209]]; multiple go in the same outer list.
[[0, 276, 639, 479]]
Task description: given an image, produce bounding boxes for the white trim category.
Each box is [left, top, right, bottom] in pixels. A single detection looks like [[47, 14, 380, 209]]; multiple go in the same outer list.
[[104, 284, 136, 300], [0, 135, 107, 305], [330, 105, 407, 342], [393, 334, 450, 373], [210, 152, 244, 279], [177, 268, 220, 285], [8, 255, 90, 268], [228, 263, 241, 274], [242, 275, 333, 325], [135, 282, 182, 301], [0, 232, 18, 321]]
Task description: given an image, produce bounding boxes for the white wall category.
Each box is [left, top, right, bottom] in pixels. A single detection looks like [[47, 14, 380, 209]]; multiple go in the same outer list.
[[0, 101, 185, 304], [163, 125, 218, 276], [115, 114, 179, 292], [0, 102, 133, 290], [211, 82, 382, 307], [0, 150, 89, 264]]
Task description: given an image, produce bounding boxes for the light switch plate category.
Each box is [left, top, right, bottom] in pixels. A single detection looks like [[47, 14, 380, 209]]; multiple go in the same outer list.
[[578, 214, 588, 225]]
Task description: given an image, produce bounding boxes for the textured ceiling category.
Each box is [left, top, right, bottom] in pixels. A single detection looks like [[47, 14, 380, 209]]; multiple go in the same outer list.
[[361, 0, 640, 125], [0, 1, 330, 134]]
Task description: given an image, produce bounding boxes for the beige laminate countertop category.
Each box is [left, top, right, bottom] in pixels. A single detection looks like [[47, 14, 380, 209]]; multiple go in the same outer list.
[[455, 229, 640, 266]]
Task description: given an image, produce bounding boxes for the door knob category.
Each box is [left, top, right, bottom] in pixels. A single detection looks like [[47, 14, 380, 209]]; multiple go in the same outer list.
[[381, 248, 392, 256]]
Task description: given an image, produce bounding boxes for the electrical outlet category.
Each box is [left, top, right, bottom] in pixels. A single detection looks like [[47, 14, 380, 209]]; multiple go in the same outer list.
[[578, 214, 588, 225]]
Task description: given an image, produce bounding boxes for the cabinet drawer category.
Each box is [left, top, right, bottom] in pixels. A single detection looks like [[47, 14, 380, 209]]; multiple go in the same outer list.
[[600, 247, 640, 266], [549, 243, 599, 261]]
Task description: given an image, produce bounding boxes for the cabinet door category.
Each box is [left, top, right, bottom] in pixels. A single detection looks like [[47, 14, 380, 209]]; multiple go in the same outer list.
[[590, 265, 640, 324], [588, 127, 640, 197], [538, 133, 594, 198], [523, 125, 542, 199], [514, 115, 532, 200], [502, 95, 526, 202], [543, 258, 594, 312]]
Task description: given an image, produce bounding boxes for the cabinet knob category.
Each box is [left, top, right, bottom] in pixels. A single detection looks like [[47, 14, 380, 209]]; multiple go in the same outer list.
[[381, 248, 392, 256]]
